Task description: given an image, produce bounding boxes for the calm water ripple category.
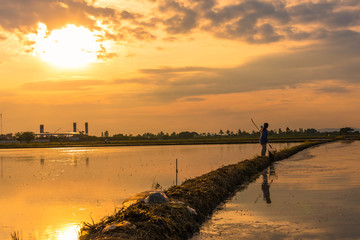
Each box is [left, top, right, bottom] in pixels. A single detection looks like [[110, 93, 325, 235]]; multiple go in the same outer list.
[[0, 143, 295, 240], [192, 140, 360, 240]]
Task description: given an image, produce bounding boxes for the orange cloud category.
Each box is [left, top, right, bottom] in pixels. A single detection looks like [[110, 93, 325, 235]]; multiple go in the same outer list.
[[22, 80, 106, 91]]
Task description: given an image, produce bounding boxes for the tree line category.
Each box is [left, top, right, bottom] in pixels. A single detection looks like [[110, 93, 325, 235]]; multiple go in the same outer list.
[[107, 127, 358, 140], [1, 127, 358, 143]]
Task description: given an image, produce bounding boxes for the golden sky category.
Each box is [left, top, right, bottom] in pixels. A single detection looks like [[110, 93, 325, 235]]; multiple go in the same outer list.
[[0, 0, 359, 135]]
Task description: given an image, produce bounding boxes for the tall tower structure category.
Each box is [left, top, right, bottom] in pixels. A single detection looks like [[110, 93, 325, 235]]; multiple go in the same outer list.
[[0, 114, 2, 135], [40, 124, 44, 133], [73, 122, 77, 132], [85, 122, 89, 135]]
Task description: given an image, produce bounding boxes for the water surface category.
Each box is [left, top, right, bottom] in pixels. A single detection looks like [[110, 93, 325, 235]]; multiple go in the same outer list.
[[193, 141, 360, 240], [0, 143, 295, 240]]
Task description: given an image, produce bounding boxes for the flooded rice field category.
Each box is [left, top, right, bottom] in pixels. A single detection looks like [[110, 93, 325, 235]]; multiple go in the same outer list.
[[0, 143, 295, 240], [192, 140, 360, 240]]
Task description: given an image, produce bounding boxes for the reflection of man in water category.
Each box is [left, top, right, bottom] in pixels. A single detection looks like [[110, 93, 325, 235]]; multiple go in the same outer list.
[[262, 172, 272, 204], [269, 164, 276, 178]]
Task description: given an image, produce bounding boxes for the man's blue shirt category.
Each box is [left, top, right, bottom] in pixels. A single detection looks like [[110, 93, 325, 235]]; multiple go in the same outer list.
[[260, 129, 268, 145]]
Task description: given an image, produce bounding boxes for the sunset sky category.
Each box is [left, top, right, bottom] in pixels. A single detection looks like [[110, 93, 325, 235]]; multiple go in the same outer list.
[[0, 0, 359, 136]]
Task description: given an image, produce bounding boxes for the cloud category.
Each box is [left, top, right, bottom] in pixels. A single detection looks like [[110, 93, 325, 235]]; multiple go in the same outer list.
[[180, 97, 205, 102], [2, 0, 360, 46], [315, 86, 350, 94], [140, 66, 216, 74], [22, 80, 106, 91], [221, 20, 283, 43], [159, 0, 198, 34], [0, 0, 116, 32], [128, 27, 157, 40], [157, 0, 291, 42], [288, 1, 360, 28], [0, 0, 157, 44], [118, 31, 360, 101], [119, 10, 137, 20], [97, 52, 118, 61], [206, 0, 290, 25], [0, 34, 7, 41], [195, 0, 216, 12], [156, 0, 360, 44]]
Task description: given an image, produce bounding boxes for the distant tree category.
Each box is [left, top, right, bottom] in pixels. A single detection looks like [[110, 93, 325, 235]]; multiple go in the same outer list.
[[140, 132, 155, 139], [15, 132, 23, 142], [113, 133, 124, 138], [304, 128, 318, 134], [340, 127, 354, 135], [278, 128, 283, 134], [178, 131, 199, 139], [237, 129, 242, 136], [79, 135, 98, 141], [226, 130, 230, 136], [15, 132, 35, 143], [104, 130, 109, 138], [219, 129, 224, 135]]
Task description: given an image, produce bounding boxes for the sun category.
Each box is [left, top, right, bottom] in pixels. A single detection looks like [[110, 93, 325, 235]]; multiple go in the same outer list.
[[30, 23, 103, 68]]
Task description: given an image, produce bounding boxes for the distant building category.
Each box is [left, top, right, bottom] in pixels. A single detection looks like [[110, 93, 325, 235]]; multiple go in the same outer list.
[[85, 122, 89, 135], [40, 124, 44, 133], [34, 122, 86, 141]]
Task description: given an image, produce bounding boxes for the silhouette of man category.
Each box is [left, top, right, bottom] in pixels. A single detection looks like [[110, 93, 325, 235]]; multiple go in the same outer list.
[[260, 122, 269, 156]]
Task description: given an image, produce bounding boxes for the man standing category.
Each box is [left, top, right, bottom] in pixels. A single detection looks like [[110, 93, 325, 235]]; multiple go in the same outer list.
[[260, 123, 269, 156]]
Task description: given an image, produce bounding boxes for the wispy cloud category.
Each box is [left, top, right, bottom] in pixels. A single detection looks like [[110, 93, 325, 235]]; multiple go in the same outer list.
[[180, 97, 206, 102], [315, 86, 350, 94], [140, 66, 216, 74], [22, 80, 106, 91], [112, 31, 360, 102]]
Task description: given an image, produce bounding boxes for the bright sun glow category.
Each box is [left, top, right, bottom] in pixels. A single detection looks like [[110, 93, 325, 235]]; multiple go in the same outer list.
[[56, 224, 80, 240], [30, 23, 103, 68]]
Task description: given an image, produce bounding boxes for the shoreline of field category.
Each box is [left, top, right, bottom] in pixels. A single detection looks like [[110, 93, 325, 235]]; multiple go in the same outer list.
[[79, 139, 334, 240], [0, 136, 339, 149]]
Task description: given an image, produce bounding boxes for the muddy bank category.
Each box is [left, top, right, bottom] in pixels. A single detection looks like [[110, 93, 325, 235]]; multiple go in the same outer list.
[[79, 140, 331, 240]]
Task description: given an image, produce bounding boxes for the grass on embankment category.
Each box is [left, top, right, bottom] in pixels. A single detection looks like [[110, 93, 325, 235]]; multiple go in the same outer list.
[[79, 140, 331, 240]]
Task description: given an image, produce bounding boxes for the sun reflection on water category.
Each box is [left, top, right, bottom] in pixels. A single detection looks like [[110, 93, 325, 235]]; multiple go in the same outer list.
[[54, 224, 80, 240]]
